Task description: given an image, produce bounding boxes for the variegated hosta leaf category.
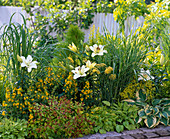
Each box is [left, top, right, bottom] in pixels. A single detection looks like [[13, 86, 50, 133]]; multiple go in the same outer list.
[[157, 113, 162, 119], [163, 107, 170, 116], [144, 116, 157, 128], [161, 111, 168, 119], [153, 107, 159, 115], [145, 107, 152, 115], [138, 109, 146, 117], [152, 99, 162, 106], [139, 89, 147, 102], [135, 117, 142, 124], [161, 99, 170, 106], [123, 99, 135, 103], [160, 117, 169, 126], [154, 118, 160, 128]]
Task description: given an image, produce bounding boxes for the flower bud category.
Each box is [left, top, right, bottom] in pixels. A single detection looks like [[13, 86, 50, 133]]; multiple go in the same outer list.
[[160, 54, 165, 65], [17, 55, 23, 62]]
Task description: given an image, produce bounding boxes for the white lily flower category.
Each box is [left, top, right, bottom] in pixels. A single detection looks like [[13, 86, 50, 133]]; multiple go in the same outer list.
[[86, 60, 96, 69], [138, 68, 154, 81], [71, 65, 89, 79], [89, 44, 107, 57], [20, 55, 38, 72]]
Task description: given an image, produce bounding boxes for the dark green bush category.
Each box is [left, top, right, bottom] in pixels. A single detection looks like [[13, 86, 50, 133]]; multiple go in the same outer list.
[[65, 25, 85, 47]]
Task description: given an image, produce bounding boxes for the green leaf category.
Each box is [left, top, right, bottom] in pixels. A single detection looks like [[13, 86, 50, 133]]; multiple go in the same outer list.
[[144, 116, 156, 128], [138, 109, 146, 117], [152, 99, 162, 106], [99, 129, 106, 134], [153, 107, 159, 115], [145, 107, 152, 115], [163, 107, 170, 116], [160, 117, 168, 126], [116, 125, 124, 133], [139, 89, 146, 101], [102, 101, 110, 106], [123, 121, 130, 129], [161, 111, 168, 119]]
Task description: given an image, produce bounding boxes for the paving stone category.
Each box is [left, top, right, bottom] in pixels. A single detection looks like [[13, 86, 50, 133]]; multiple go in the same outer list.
[[164, 126, 170, 131], [143, 132, 159, 138], [130, 133, 146, 139], [140, 127, 162, 133], [121, 135, 135, 139], [105, 137, 121, 139], [156, 130, 170, 137], [122, 129, 143, 135], [104, 131, 122, 137], [151, 136, 170, 139]]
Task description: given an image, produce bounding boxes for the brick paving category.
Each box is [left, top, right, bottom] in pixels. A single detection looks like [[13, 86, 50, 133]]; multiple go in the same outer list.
[[75, 126, 170, 139]]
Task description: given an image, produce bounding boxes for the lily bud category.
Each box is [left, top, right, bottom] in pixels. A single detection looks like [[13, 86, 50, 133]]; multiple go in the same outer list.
[[85, 45, 90, 51], [17, 55, 23, 62], [68, 42, 77, 52], [160, 54, 165, 65]]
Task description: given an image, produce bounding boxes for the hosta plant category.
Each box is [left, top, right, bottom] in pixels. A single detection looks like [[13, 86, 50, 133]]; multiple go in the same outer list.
[[124, 89, 170, 128]]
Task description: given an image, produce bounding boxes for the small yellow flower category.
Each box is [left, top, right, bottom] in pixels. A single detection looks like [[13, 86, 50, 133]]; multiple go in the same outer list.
[[105, 66, 113, 74], [2, 111, 5, 116], [29, 114, 34, 119]]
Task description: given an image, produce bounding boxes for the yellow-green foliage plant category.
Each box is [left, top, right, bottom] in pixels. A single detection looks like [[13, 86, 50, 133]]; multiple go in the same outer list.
[[0, 118, 28, 138]]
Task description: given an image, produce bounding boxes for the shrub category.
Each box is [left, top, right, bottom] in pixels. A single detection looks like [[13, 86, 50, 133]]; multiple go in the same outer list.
[[0, 118, 28, 139], [65, 25, 85, 47], [28, 96, 93, 138]]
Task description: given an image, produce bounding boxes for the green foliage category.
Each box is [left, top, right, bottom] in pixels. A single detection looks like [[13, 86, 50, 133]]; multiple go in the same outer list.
[[89, 103, 116, 134], [65, 25, 85, 47], [111, 102, 139, 132], [89, 101, 139, 134], [28, 96, 93, 138], [125, 89, 170, 128], [0, 118, 28, 139]]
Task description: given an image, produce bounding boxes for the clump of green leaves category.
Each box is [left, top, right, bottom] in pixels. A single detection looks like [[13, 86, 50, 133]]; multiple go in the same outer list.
[[89, 101, 139, 134], [125, 89, 170, 128], [28, 96, 93, 138], [111, 101, 139, 132], [0, 118, 28, 139], [89, 101, 116, 134]]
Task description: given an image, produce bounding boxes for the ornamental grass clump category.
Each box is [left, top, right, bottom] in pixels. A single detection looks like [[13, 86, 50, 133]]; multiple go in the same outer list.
[[28, 96, 93, 138]]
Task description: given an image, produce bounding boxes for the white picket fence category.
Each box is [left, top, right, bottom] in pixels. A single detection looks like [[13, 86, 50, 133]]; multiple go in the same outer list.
[[0, 6, 145, 42]]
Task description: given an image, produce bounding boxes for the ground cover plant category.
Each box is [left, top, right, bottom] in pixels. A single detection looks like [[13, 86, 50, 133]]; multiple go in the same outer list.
[[0, 0, 170, 138]]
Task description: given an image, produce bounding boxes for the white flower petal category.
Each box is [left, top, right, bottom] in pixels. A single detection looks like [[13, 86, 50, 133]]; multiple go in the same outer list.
[[27, 67, 32, 72], [20, 56, 25, 61], [91, 53, 96, 57], [27, 55, 33, 62], [21, 63, 27, 67], [89, 46, 94, 51], [103, 50, 107, 53], [29, 63, 37, 69], [73, 74, 80, 79]]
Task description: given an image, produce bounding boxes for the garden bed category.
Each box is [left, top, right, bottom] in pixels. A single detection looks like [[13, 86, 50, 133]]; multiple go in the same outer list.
[[0, 0, 169, 139]]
